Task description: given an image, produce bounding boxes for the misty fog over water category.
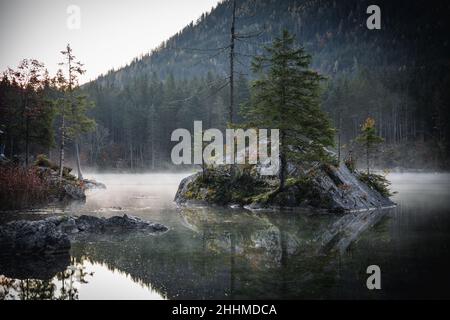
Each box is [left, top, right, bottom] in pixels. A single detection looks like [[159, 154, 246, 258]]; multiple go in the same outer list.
[[1, 172, 449, 299]]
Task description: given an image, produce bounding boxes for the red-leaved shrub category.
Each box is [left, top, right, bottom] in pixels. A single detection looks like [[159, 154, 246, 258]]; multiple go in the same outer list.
[[0, 166, 52, 210]]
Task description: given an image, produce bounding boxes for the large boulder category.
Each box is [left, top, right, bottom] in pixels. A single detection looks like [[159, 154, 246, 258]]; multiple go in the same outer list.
[[174, 172, 202, 205], [314, 164, 395, 212], [0, 218, 71, 255], [62, 183, 86, 200]]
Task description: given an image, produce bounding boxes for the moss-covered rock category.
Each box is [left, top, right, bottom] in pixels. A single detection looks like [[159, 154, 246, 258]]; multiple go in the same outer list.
[[175, 163, 395, 213], [178, 166, 272, 206]]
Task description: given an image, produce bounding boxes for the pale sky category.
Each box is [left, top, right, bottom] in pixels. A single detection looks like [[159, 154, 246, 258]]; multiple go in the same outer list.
[[0, 0, 222, 83]]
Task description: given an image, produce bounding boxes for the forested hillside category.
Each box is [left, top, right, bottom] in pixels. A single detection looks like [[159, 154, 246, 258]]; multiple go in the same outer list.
[[80, 0, 449, 170]]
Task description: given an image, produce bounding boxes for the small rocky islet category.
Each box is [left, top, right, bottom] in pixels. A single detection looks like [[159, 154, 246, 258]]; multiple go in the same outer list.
[[174, 162, 395, 253], [175, 163, 395, 213]]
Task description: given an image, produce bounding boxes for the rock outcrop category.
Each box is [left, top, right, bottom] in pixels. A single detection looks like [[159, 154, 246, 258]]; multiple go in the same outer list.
[[35, 166, 106, 201], [0, 218, 71, 255], [64, 214, 169, 234], [0, 214, 168, 256], [175, 164, 395, 213]]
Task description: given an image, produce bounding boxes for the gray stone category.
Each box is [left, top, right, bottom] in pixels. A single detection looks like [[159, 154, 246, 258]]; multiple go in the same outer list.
[[82, 179, 107, 190], [174, 173, 201, 205], [74, 214, 168, 233], [0, 218, 71, 255], [62, 183, 86, 200], [0, 214, 168, 256]]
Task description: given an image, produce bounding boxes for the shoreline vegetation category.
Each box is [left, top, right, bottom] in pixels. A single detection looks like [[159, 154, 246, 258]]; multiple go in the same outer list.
[[0, 154, 104, 211]]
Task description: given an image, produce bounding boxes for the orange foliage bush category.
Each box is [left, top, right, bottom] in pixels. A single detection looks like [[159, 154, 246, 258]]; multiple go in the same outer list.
[[0, 166, 52, 210]]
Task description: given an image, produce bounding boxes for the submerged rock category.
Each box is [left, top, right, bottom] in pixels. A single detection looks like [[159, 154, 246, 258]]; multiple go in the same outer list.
[[0, 214, 168, 256]]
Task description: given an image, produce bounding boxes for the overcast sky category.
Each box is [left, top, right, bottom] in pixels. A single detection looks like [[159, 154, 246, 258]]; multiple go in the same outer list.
[[0, 0, 221, 83]]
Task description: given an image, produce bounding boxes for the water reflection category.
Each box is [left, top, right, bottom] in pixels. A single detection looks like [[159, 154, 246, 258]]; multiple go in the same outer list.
[[1, 173, 449, 299], [63, 208, 356, 299], [0, 257, 84, 300], [0, 257, 165, 300]]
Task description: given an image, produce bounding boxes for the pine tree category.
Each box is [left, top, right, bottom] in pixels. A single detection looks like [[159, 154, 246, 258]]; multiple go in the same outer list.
[[356, 117, 384, 174], [6, 59, 52, 166], [55, 44, 95, 180], [243, 30, 334, 190]]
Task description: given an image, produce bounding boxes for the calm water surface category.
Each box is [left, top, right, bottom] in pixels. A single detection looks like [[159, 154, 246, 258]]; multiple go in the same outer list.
[[1, 172, 449, 299]]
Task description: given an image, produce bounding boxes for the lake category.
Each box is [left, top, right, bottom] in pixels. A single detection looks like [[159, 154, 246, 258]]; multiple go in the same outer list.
[[1, 172, 449, 299]]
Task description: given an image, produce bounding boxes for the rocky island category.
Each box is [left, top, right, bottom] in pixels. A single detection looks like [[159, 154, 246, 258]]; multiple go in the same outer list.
[[175, 162, 395, 254], [175, 163, 394, 213]]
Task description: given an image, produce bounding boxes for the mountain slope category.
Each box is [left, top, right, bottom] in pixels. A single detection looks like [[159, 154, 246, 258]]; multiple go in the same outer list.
[[82, 0, 450, 170], [90, 0, 448, 85]]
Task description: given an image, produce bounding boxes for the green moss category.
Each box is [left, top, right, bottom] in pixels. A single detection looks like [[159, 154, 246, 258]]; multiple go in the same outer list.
[[34, 154, 58, 171], [244, 175, 331, 208], [357, 171, 393, 197], [184, 166, 335, 209], [186, 166, 272, 205]]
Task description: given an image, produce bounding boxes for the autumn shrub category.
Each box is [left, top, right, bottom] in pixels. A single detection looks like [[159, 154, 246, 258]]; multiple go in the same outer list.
[[0, 166, 53, 210]]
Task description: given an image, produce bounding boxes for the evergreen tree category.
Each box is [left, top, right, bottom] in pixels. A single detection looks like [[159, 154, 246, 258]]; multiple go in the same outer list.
[[1, 63, 54, 163], [55, 44, 95, 180], [356, 117, 384, 174], [243, 30, 334, 190]]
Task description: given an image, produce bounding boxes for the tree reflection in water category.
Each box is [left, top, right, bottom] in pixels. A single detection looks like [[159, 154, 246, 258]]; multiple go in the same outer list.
[[0, 257, 92, 300]]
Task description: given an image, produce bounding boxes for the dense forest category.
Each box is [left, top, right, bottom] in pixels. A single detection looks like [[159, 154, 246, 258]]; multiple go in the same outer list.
[[1, 0, 449, 171]]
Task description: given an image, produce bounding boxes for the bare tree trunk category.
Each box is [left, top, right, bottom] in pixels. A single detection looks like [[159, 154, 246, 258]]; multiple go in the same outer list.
[[151, 135, 155, 171], [130, 143, 133, 171], [25, 116, 29, 166], [75, 140, 83, 180], [228, 0, 236, 125], [59, 113, 65, 181], [337, 131, 341, 164], [279, 130, 287, 191], [366, 142, 370, 175], [337, 112, 342, 164], [9, 136, 13, 158], [149, 104, 156, 171]]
